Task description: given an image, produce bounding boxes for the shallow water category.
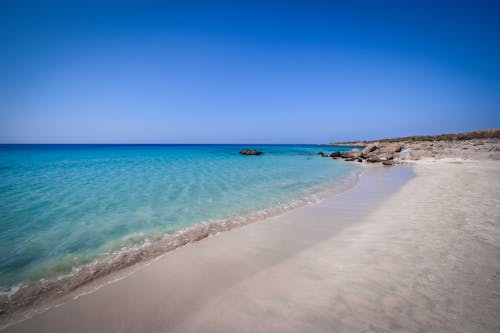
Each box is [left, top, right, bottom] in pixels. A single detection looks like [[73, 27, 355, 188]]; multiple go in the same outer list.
[[0, 144, 359, 290]]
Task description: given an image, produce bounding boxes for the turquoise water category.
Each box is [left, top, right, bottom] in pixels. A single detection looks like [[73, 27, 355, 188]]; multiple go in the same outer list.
[[0, 144, 359, 291]]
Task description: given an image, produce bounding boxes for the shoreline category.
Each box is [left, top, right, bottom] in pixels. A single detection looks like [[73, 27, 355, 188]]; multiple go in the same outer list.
[[2, 157, 499, 331], [0, 163, 416, 331], [0, 159, 365, 327], [322, 129, 500, 165]]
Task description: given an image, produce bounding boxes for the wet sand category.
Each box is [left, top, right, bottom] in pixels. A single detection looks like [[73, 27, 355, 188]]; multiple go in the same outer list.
[[3, 160, 500, 332]]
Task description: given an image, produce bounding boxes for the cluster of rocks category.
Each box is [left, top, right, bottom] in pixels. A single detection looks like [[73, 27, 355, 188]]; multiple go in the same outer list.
[[381, 138, 500, 161], [319, 137, 500, 165], [239, 148, 262, 156], [318, 142, 402, 166]]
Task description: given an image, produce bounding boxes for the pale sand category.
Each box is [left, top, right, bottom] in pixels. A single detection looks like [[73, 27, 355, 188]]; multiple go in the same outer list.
[[3, 160, 500, 332]]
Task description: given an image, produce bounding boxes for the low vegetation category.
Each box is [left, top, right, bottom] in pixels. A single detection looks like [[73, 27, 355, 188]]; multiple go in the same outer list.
[[332, 128, 500, 145]]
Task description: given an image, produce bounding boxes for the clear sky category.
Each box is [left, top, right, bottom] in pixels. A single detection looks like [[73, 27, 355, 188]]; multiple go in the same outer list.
[[1, 0, 499, 143]]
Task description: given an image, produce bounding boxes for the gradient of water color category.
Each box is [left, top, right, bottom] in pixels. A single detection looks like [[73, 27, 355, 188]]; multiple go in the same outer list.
[[0, 144, 360, 290]]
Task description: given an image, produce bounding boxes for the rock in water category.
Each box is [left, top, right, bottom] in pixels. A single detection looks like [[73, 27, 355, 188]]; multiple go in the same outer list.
[[239, 148, 262, 156], [330, 151, 342, 158]]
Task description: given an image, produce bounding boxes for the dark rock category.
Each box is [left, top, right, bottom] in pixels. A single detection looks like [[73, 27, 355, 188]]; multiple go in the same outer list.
[[382, 160, 394, 166], [344, 157, 358, 162], [330, 151, 342, 158], [367, 156, 381, 163], [360, 152, 372, 159], [357, 158, 363, 162], [240, 148, 262, 156]]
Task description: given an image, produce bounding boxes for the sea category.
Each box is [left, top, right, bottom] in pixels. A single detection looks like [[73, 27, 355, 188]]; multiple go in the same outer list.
[[0, 144, 360, 292]]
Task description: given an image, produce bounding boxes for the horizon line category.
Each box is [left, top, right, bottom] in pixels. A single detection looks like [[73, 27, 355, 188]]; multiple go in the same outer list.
[[0, 143, 333, 145]]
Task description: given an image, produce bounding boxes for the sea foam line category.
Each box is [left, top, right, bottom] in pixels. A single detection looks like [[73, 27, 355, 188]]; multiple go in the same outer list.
[[0, 164, 363, 326]]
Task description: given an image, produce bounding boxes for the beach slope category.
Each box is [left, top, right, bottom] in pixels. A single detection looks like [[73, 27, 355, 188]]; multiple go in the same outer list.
[[4, 160, 500, 332]]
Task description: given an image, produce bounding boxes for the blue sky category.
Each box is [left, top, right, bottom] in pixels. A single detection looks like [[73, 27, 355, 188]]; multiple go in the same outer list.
[[1, 0, 499, 143]]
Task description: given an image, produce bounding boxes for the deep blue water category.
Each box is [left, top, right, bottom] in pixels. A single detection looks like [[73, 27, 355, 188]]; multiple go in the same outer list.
[[0, 144, 359, 290]]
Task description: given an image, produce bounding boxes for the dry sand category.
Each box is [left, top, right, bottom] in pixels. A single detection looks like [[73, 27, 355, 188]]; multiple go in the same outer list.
[[3, 160, 500, 332]]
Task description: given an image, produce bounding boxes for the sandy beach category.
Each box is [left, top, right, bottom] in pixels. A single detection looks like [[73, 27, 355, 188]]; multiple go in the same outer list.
[[2, 1, 499, 331], [2, 159, 499, 332]]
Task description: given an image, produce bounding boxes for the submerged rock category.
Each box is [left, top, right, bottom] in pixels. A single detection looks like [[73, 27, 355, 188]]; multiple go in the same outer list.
[[330, 151, 342, 158], [240, 148, 262, 156]]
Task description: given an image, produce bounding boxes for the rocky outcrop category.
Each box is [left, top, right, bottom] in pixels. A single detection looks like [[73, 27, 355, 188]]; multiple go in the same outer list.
[[320, 133, 500, 165], [367, 156, 381, 163], [383, 143, 402, 154], [362, 143, 378, 156], [341, 148, 361, 159], [326, 142, 432, 165], [239, 148, 262, 156]]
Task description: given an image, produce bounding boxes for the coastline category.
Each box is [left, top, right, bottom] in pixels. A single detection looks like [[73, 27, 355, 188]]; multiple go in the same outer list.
[[0, 144, 360, 296], [1, 162, 415, 331], [2, 1, 499, 330], [0, 158, 364, 327], [2, 150, 499, 331]]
